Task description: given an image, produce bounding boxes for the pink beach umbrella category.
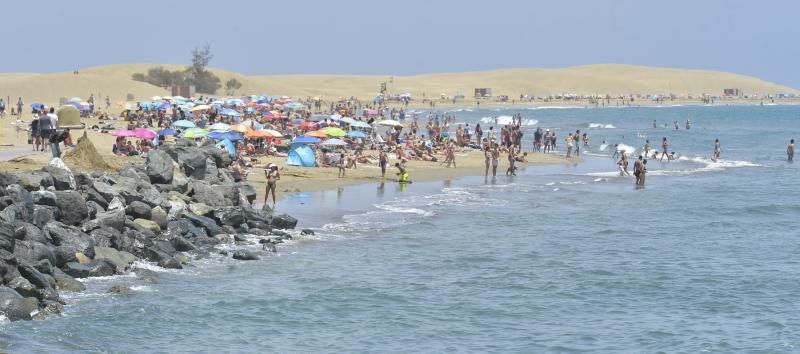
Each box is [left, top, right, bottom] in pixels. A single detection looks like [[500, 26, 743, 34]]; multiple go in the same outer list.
[[111, 130, 137, 137], [133, 128, 157, 139]]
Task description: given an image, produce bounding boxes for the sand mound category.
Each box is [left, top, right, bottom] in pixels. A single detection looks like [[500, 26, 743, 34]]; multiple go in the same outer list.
[[63, 131, 116, 172]]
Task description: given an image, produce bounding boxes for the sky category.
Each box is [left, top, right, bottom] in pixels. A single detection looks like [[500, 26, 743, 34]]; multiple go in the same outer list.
[[1, 0, 798, 88]]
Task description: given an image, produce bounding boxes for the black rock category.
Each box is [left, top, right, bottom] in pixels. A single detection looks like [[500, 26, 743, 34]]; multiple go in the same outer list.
[[13, 240, 56, 266], [271, 230, 293, 240], [34, 259, 55, 275], [13, 222, 48, 244], [92, 181, 118, 203], [53, 191, 88, 226], [232, 250, 260, 261], [213, 207, 245, 227], [52, 268, 86, 292], [88, 228, 117, 248], [164, 146, 207, 180], [270, 214, 298, 230], [31, 190, 57, 207], [125, 201, 152, 220], [170, 236, 198, 252], [83, 185, 110, 209], [0, 223, 15, 253], [0, 172, 21, 188], [63, 260, 116, 278], [182, 212, 224, 236], [146, 150, 175, 184], [44, 222, 93, 266], [17, 171, 54, 192], [85, 201, 104, 220], [133, 268, 160, 284], [190, 181, 227, 208], [108, 285, 134, 294], [5, 185, 34, 222], [18, 262, 52, 290], [0, 286, 32, 321], [44, 165, 74, 191], [74, 172, 94, 187], [31, 205, 57, 229], [301, 229, 315, 236]]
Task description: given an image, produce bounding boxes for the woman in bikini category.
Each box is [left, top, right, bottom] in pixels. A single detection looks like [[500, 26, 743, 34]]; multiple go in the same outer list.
[[491, 144, 500, 177], [264, 165, 280, 207]]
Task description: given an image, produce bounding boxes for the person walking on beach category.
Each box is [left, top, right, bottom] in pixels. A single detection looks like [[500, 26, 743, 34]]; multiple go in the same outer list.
[[484, 146, 491, 177], [38, 109, 52, 153], [379, 150, 388, 178], [264, 164, 280, 207], [660, 137, 670, 161], [712, 139, 721, 161], [445, 140, 456, 168], [565, 133, 574, 158], [788, 139, 795, 162], [16, 98, 23, 118]]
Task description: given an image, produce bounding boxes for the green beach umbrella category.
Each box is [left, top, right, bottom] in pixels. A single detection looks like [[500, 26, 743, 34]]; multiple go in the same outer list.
[[321, 127, 346, 137], [182, 128, 209, 138]]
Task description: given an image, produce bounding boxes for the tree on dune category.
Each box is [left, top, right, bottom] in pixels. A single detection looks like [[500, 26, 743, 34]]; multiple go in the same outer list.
[[132, 44, 221, 94]]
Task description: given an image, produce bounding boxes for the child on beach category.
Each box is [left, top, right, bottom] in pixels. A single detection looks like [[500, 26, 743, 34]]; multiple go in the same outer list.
[[337, 153, 347, 178], [395, 162, 410, 183]]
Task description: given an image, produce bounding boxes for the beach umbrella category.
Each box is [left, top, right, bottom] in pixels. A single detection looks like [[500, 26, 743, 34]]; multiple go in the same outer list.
[[184, 112, 197, 119], [263, 112, 286, 119], [351, 121, 372, 129], [151, 96, 162, 101], [378, 119, 403, 127], [133, 128, 157, 139], [367, 109, 379, 116], [216, 138, 237, 159], [158, 128, 178, 136], [68, 97, 82, 103], [172, 120, 196, 128], [208, 131, 243, 141], [221, 108, 241, 117], [226, 98, 245, 106], [228, 124, 253, 134], [181, 128, 208, 138], [299, 121, 318, 129], [31, 103, 45, 110], [246, 129, 283, 138], [191, 104, 211, 112], [158, 102, 172, 110], [111, 130, 137, 137], [305, 130, 329, 138], [329, 114, 342, 121], [208, 122, 230, 131], [320, 138, 347, 146], [292, 136, 321, 144], [347, 131, 367, 138], [340, 117, 357, 124], [321, 127, 346, 137]]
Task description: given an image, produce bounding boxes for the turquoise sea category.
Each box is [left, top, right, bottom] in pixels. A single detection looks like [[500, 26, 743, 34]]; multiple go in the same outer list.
[[2, 104, 799, 353]]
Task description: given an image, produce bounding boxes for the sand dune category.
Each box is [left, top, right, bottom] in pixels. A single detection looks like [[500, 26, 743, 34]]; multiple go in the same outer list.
[[0, 63, 795, 107]]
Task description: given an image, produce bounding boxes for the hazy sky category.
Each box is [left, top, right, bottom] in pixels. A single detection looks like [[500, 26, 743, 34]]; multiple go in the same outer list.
[[2, 0, 797, 87]]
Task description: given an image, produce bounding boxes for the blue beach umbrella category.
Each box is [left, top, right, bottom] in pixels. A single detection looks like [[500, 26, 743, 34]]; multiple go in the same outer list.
[[350, 121, 371, 129], [292, 136, 321, 144], [347, 131, 367, 138], [31, 103, 44, 110], [221, 108, 240, 117], [216, 138, 236, 158], [158, 128, 178, 136], [172, 120, 196, 128], [208, 122, 230, 131]]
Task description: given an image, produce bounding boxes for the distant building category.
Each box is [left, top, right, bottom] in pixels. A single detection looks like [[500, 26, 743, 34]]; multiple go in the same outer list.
[[474, 88, 492, 98], [723, 88, 741, 97], [172, 85, 196, 98]]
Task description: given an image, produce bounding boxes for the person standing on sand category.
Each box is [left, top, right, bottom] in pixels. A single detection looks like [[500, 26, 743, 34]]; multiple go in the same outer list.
[[565, 133, 573, 158], [660, 137, 669, 161], [788, 139, 795, 162], [337, 153, 347, 178], [446, 140, 457, 168], [16, 98, 23, 118], [475, 124, 483, 145], [38, 109, 52, 153], [264, 165, 280, 207], [379, 150, 388, 178]]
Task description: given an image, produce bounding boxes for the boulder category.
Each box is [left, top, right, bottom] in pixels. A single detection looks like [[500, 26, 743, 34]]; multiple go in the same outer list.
[[0, 286, 32, 321], [188, 202, 215, 217], [8, 276, 37, 298], [13, 240, 56, 266], [5, 185, 34, 222], [237, 183, 257, 204], [92, 181, 118, 202], [213, 207, 245, 227], [17, 172, 54, 192], [137, 183, 166, 208], [52, 268, 85, 292], [170, 236, 198, 252], [74, 172, 94, 187], [133, 268, 160, 284], [0, 249, 20, 283], [182, 212, 223, 236], [167, 198, 187, 220], [30, 190, 57, 207], [107, 196, 126, 211], [190, 181, 227, 207], [301, 229, 315, 236], [108, 285, 134, 295], [0, 223, 15, 253], [34, 259, 54, 275], [53, 190, 88, 226], [31, 206, 57, 229], [81, 209, 126, 233], [88, 227, 116, 248], [126, 201, 152, 220], [151, 206, 168, 230], [15, 223, 48, 243], [204, 157, 219, 183], [63, 260, 115, 278], [0, 172, 21, 188], [133, 219, 161, 234], [83, 186, 110, 210], [120, 166, 149, 181], [93, 246, 137, 273], [165, 146, 207, 179], [110, 230, 136, 254], [216, 183, 241, 206], [145, 150, 175, 184], [85, 201, 103, 220], [44, 165, 74, 190], [270, 214, 298, 230], [17, 263, 52, 291], [44, 222, 94, 266], [232, 250, 260, 261]]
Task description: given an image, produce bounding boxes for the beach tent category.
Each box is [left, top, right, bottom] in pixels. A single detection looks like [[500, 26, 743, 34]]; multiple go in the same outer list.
[[216, 138, 236, 159], [286, 144, 316, 167], [56, 105, 84, 129]]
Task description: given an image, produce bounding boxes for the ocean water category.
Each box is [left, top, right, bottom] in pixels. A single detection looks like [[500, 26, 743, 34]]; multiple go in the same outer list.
[[2, 105, 800, 353]]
